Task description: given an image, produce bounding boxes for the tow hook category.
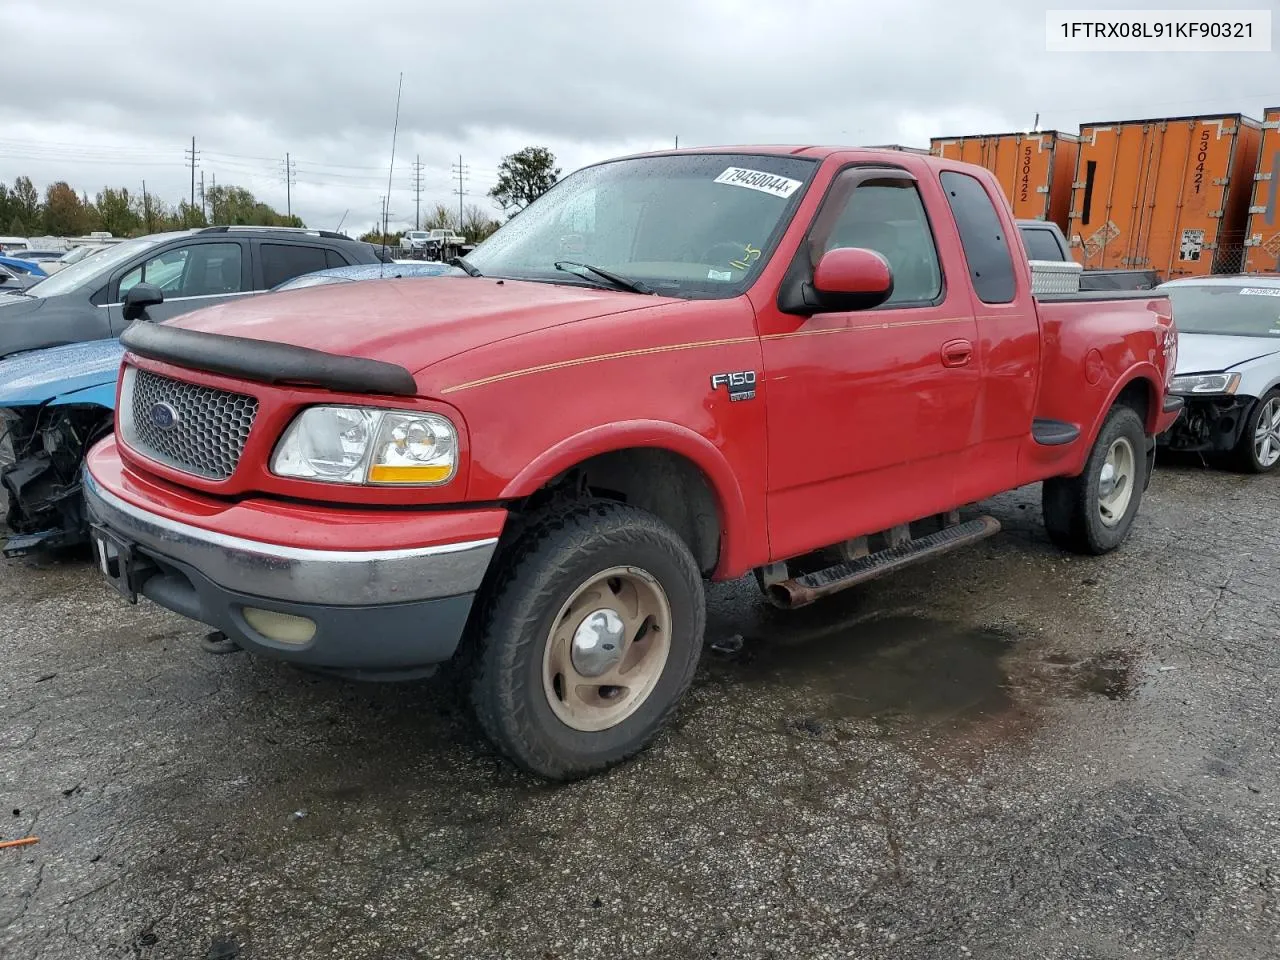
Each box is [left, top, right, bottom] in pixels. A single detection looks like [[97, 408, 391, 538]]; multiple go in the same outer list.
[[200, 632, 242, 655]]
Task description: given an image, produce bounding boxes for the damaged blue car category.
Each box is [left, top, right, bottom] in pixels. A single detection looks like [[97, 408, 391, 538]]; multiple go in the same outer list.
[[0, 261, 457, 555]]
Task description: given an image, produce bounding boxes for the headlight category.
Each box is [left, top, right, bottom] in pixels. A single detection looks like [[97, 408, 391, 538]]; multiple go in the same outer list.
[[1168, 372, 1241, 396], [271, 406, 458, 485]]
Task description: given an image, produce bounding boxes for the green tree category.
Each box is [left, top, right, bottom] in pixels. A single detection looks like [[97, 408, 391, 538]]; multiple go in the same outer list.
[[489, 146, 560, 215], [207, 184, 303, 227], [95, 187, 143, 237], [43, 181, 94, 235], [9, 177, 41, 233], [176, 201, 207, 229], [358, 230, 403, 247]]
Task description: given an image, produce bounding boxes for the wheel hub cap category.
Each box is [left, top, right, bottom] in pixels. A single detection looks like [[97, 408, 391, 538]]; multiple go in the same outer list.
[[1098, 462, 1117, 498], [570, 608, 625, 677], [542, 566, 674, 733], [1097, 437, 1135, 528]]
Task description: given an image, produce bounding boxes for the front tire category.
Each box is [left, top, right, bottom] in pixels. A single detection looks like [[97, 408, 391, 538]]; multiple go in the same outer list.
[[469, 500, 705, 780], [1235, 390, 1280, 473], [1042, 405, 1147, 555]]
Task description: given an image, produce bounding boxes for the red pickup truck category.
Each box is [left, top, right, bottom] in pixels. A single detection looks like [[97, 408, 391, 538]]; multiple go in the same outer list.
[[83, 147, 1181, 779]]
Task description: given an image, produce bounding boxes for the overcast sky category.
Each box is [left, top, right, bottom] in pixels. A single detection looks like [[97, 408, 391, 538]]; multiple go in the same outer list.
[[3, 0, 1277, 236]]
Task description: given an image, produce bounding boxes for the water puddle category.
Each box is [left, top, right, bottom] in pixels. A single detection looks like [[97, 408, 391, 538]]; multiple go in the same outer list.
[[709, 614, 1019, 725]]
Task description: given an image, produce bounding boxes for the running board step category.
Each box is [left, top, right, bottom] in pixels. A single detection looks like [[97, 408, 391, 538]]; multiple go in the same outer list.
[[768, 516, 1002, 608]]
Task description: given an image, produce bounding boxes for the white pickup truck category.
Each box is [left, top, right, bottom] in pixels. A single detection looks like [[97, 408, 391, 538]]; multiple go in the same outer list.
[[401, 228, 467, 260]]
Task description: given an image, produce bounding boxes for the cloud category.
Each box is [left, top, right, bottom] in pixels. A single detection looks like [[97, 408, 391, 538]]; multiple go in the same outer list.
[[4, 0, 1277, 235]]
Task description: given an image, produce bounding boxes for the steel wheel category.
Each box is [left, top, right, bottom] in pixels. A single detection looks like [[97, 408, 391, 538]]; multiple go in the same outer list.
[[1254, 397, 1280, 468], [1097, 436, 1135, 528], [542, 565, 672, 733]]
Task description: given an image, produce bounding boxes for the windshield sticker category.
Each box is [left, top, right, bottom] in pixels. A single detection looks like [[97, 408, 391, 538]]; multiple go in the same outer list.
[[713, 167, 803, 199], [707, 269, 734, 282], [1239, 287, 1280, 297]]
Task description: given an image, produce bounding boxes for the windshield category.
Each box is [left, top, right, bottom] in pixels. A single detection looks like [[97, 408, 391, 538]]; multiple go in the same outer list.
[[466, 153, 817, 298], [25, 237, 159, 298], [1163, 283, 1280, 337]]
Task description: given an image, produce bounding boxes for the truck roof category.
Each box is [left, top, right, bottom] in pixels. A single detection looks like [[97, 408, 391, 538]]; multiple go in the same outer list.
[[612, 145, 958, 167]]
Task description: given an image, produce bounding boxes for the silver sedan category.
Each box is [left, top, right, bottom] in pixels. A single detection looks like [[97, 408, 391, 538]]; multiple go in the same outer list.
[[1158, 275, 1280, 472]]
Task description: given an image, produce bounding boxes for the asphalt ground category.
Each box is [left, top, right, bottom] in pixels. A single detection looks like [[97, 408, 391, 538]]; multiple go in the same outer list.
[[2, 461, 1278, 959]]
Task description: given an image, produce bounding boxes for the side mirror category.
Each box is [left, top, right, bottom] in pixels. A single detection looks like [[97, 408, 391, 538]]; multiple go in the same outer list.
[[122, 282, 164, 322], [811, 247, 894, 311]]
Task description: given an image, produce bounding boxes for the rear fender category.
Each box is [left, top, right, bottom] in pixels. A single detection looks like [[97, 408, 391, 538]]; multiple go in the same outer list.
[[1069, 365, 1163, 475]]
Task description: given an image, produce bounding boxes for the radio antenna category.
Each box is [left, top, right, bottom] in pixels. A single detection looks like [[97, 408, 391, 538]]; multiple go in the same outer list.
[[381, 72, 404, 277]]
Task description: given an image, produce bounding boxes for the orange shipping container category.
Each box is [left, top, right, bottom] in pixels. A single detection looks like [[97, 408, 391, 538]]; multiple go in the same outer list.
[[1244, 107, 1280, 273], [929, 131, 1078, 229], [1068, 113, 1262, 278]]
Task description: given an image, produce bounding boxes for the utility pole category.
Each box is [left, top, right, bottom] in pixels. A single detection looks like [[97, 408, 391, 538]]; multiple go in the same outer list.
[[141, 180, 152, 233], [675, 135, 679, 149], [380, 195, 388, 239], [199, 170, 206, 221], [281, 153, 297, 219], [184, 136, 199, 223], [411, 155, 424, 230], [452, 155, 469, 232], [209, 173, 217, 223]]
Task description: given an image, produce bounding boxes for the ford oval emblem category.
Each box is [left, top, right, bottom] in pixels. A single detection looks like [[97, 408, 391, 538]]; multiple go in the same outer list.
[[149, 402, 180, 431]]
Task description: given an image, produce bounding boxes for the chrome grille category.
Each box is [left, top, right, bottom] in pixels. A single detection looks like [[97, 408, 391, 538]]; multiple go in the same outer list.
[[121, 367, 258, 480]]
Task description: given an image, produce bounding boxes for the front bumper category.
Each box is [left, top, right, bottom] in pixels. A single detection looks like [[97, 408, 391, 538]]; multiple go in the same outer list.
[[83, 450, 503, 677], [1157, 393, 1253, 453]]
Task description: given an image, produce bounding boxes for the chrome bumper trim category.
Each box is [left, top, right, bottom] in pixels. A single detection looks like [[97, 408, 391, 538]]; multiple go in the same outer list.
[[82, 469, 497, 606]]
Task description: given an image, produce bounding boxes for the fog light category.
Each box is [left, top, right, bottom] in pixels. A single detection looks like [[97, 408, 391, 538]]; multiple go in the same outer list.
[[242, 607, 317, 645]]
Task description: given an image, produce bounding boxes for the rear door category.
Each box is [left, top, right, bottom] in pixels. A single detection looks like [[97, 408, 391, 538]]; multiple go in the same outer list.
[[254, 241, 333, 290], [940, 169, 1040, 496], [756, 165, 981, 560]]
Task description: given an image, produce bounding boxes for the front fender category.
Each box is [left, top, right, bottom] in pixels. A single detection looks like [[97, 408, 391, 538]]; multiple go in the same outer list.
[[49, 380, 118, 409], [499, 418, 750, 576]]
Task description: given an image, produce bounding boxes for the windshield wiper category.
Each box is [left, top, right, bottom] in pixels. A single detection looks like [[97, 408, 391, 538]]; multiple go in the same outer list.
[[447, 256, 483, 277], [553, 261, 652, 295]]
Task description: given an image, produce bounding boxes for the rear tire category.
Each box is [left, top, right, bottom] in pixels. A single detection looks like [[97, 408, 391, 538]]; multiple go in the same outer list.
[[1234, 390, 1280, 474], [468, 499, 705, 781], [1043, 405, 1147, 555]]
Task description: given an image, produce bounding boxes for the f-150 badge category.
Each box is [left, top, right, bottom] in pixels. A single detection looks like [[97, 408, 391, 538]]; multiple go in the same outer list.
[[710, 370, 757, 402]]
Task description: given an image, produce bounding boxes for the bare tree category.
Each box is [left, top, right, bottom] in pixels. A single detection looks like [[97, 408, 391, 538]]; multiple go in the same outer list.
[[462, 203, 502, 243]]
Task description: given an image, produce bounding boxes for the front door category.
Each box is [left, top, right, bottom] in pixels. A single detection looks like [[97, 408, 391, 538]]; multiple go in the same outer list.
[[108, 240, 250, 332], [758, 168, 980, 561]]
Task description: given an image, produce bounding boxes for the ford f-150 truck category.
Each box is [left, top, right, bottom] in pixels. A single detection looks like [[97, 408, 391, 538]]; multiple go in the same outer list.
[[82, 147, 1182, 780]]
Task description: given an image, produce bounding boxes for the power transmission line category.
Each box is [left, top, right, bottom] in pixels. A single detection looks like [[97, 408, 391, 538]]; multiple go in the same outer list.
[[452, 155, 469, 231], [184, 136, 199, 220], [281, 153, 297, 219], [411, 155, 424, 230]]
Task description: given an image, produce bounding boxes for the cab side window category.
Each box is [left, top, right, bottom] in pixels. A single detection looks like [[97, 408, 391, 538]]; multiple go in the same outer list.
[[819, 178, 943, 306], [940, 171, 1017, 304]]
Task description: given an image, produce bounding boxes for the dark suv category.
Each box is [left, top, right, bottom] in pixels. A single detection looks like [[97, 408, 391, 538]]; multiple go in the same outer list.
[[0, 227, 387, 359]]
